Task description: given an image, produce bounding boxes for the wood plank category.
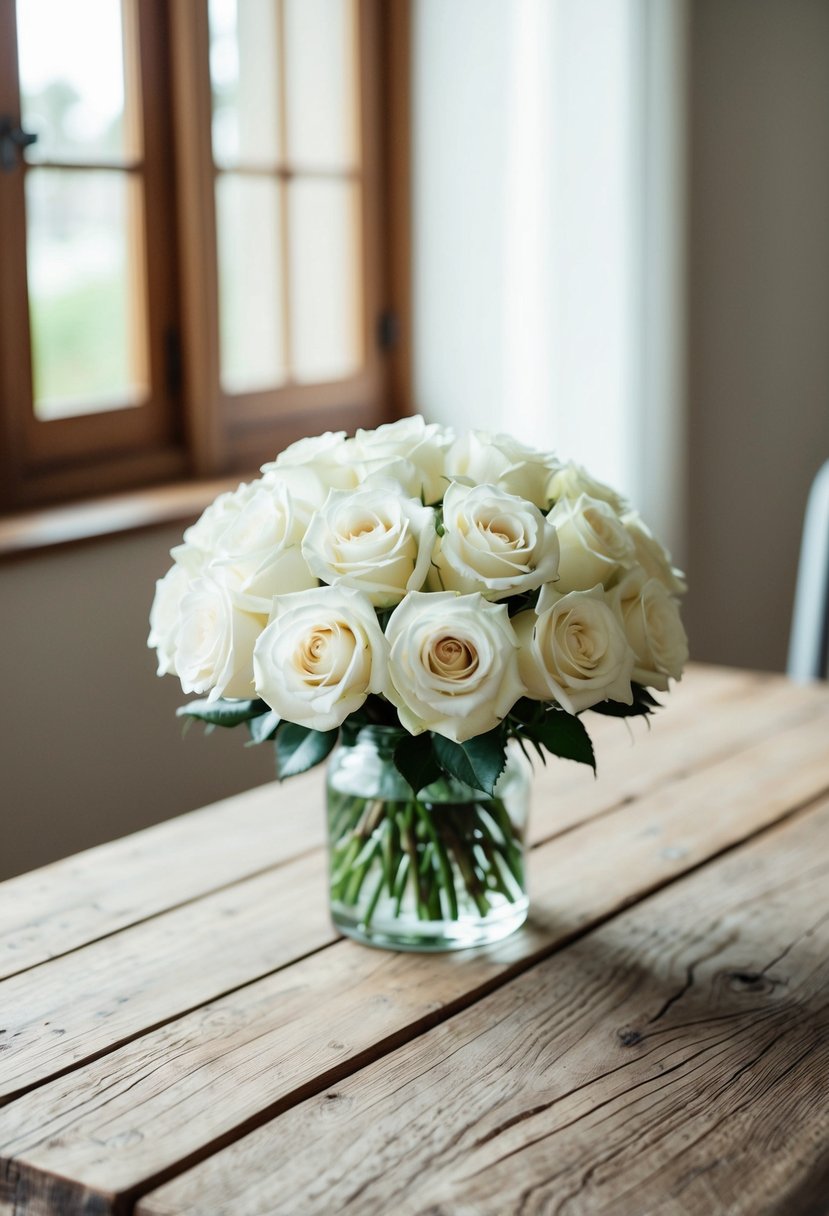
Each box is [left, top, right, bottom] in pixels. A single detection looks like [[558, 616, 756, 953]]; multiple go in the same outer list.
[[0, 856, 330, 1103], [0, 769, 323, 981], [139, 797, 829, 1216], [0, 664, 777, 981], [1, 672, 824, 1103], [2, 700, 828, 1214], [528, 665, 827, 840]]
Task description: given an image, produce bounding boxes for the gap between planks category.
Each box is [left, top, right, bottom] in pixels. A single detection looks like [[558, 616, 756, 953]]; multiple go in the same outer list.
[[0, 666, 801, 986], [136, 796, 829, 1216], [0, 772, 324, 982], [2, 706, 829, 1214], [2, 675, 828, 1108]]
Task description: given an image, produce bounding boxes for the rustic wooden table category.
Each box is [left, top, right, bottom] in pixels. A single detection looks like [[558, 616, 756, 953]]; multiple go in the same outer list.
[[1, 664, 828, 1215]]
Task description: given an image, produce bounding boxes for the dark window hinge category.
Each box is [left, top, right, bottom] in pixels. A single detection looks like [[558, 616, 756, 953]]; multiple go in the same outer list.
[[164, 327, 182, 397], [0, 116, 37, 173], [377, 309, 399, 352]]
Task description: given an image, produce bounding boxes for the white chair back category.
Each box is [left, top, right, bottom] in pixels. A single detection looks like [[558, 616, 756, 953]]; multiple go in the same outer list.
[[788, 460, 829, 680]]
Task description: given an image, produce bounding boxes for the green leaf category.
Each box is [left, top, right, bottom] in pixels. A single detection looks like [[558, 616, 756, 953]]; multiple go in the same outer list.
[[589, 683, 661, 719], [508, 697, 546, 727], [274, 723, 339, 779], [247, 710, 281, 744], [526, 709, 596, 772], [432, 728, 508, 796], [393, 732, 442, 794], [176, 698, 267, 728], [505, 588, 541, 617], [375, 608, 395, 633]]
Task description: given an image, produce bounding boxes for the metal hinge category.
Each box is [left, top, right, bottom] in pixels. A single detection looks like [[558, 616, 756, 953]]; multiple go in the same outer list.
[[377, 309, 399, 352], [0, 116, 37, 173], [164, 327, 182, 397]]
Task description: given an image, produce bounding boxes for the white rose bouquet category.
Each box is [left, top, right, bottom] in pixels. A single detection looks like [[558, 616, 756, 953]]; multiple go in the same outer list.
[[150, 417, 687, 941]]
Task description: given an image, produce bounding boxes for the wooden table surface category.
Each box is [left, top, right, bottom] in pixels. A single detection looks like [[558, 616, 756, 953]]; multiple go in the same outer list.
[[2, 663, 828, 1215]]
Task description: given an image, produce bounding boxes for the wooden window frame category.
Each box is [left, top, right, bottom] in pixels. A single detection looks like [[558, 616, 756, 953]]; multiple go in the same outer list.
[[0, 0, 411, 518], [0, 0, 186, 509]]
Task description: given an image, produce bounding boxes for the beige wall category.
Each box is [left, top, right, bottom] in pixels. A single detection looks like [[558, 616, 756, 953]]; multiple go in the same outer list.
[[685, 0, 829, 671], [0, 527, 274, 881]]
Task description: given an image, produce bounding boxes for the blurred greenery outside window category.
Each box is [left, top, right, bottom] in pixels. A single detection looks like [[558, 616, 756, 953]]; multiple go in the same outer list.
[[0, 0, 405, 514]]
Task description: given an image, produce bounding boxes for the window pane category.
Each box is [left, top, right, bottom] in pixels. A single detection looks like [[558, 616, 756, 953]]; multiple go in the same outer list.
[[216, 174, 286, 393], [209, 0, 280, 169], [26, 169, 147, 419], [288, 178, 361, 383], [284, 0, 358, 168], [17, 0, 137, 164]]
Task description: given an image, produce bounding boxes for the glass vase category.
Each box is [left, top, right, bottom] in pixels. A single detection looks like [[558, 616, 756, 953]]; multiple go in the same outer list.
[[326, 727, 531, 951]]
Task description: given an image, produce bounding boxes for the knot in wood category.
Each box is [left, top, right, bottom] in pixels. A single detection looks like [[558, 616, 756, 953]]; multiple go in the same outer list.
[[727, 970, 775, 996]]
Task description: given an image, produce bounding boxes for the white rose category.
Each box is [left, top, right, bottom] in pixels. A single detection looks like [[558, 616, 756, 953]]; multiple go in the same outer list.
[[385, 591, 525, 742], [261, 430, 358, 491], [357, 456, 433, 502], [204, 481, 318, 613], [611, 570, 688, 691], [175, 569, 265, 701], [302, 485, 435, 607], [148, 562, 191, 676], [180, 480, 258, 560], [253, 586, 390, 731], [622, 511, 687, 596], [344, 415, 454, 504], [445, 431, 561, 508], [547, 461, 629, 513], [168, 540, 207, 577], [514, 584, 634, 713], [430, 481, 560, 600], [548, 494, 636, 592], [259, 464, 329, 510]]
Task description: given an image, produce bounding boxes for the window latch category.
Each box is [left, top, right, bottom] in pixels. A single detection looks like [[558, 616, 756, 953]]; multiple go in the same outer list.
[[377, 309, 399, 352], [0, 117, 38, 173]]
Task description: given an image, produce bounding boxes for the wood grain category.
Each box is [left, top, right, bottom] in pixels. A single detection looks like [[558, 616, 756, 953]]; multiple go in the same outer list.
[[139, 796, 829, 1216], [0, 769, 323, 981], [2, 688, 828, 1213], [0, 855, 330, 1103], [1, 669, 822, 1104], [528, 665, 825, 840], [0, 664, 769, 982]]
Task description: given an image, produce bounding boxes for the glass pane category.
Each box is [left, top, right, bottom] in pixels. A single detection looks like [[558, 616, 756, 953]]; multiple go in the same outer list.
[[284, 0, 358, 168], [288, 178, 361, 383], [209, 0, 280, 169], [17, 0, 137, 164], [216, 174, 286, 393], [26, 169, 147, 419]]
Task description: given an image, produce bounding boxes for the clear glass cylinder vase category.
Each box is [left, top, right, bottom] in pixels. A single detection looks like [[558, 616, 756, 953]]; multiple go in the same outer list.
[[326, 727, 531, 951]]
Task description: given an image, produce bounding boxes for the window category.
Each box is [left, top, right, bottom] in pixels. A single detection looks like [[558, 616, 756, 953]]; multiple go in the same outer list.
[[0, 0, 409, 512]]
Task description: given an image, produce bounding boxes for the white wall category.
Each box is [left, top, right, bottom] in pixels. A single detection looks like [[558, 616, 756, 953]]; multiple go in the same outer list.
[[0, 527, 274, 880], [411, 0, 513, 439], [413, 0, 688, 558], [414, 0, 829, 674]]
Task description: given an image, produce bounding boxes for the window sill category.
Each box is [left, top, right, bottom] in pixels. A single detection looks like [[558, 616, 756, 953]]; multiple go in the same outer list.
[[0, 475, 253, 562]]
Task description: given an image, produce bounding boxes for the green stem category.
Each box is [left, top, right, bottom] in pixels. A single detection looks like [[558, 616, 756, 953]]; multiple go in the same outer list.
[[343, 837, 381, 905], [393, 854, 410, 915], [475, 833, 514, 900], [443, 824, 490, 918], [403, 804, 428, 919], [414, 801, 459, 920], [361, 867, 386, 928], [330, 835, 363, 899], [480, 802, 525, 886], [427, 853, 442, 920]]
